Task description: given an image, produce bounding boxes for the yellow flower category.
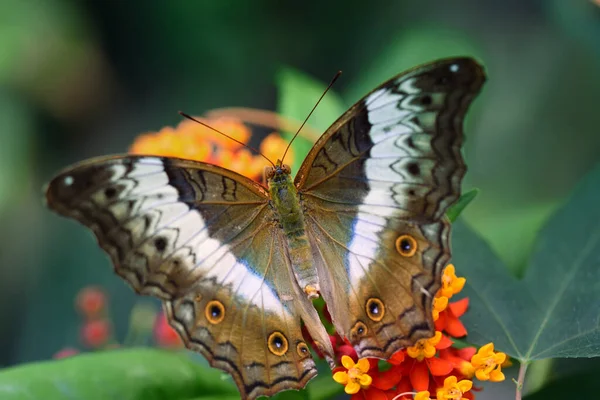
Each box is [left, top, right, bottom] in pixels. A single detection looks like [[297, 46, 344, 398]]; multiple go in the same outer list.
[[436, 376, 473, 400], [439, 264, 466, 299], [471, 343, 506, 382], [415, 391, 432, 400], [458, 360, 476, 379], [407, 331, 441, 361], [332, 356, 372, 394], [432, 295, 449, 321]]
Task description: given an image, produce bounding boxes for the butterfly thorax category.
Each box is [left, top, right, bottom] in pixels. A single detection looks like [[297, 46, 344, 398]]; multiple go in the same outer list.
[[266, 165, 320, 299]]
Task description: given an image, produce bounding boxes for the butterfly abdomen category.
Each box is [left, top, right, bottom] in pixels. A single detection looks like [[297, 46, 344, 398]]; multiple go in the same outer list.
[[268, 169, 319, 298]]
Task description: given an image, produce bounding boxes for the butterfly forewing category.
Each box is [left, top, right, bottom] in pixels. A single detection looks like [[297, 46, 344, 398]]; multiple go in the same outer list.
[[296, 58, 485, 358], [45, 156, 332, 400]]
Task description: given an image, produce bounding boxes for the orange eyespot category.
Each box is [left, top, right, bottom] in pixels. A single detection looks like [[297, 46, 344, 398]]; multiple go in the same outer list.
[[296, 342, 310, 357], [205, 300, 225, 324], [365, 298, 385, 322], [351, 321, 368, 338], [267, 331, 289, 356], [396, 234, 417, 257]]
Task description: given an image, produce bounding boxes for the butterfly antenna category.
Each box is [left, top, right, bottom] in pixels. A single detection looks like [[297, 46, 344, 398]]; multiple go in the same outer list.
[[280, 70, 342, 166], [179, 111, 276, 168]]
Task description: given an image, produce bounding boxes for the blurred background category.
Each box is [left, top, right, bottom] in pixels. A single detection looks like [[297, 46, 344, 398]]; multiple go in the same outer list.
[[0, 0, 599, 397]]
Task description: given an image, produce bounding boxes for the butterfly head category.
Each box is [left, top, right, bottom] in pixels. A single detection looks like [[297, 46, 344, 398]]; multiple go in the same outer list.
[[264, 163, 292, 184]]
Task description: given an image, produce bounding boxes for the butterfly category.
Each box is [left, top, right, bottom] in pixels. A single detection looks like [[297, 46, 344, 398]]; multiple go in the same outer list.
[[45, 57, 485, 399]]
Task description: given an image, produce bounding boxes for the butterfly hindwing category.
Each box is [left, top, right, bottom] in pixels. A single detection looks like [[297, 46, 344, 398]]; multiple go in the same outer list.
[[296, 57, 485, 358], [45, 156, 333, 400]]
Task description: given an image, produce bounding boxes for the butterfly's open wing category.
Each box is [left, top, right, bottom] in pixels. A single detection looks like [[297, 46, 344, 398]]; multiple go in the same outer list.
[[295, 58, 485, 358], [46, 156, 332, 400]]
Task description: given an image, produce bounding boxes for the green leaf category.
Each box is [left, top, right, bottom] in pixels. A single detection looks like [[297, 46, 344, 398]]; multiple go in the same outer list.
[[524, 367, 600, 399], [276, 67, 346, 173], [452, 163, 600, 361], [345, 28, 481, 105], [0, 348, 237, 400], [447, 188, 479, 223]]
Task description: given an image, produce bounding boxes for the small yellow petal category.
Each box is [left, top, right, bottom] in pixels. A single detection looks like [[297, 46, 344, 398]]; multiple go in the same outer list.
[[494, 352, 507, 364], [444, 375, 458, 387], [480, 343, 494, 355], [333, 371, 348, 384], [475, 369, 490, 381], [358, 373, 372, 387], [407, 346, 421, 359], [471, 354, 483, 366], [457, 379, 473, 393], [423, 346, 437, 358], [429, 331, 442, 346], [415, 391, 431, 400], [341, 355, 355, 370], [356, 358, 370, 373], [345, 381, 361, 394], [489, 369, 506, 382]]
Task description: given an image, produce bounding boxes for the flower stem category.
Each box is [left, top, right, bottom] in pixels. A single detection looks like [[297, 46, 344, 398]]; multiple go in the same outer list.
[[515, 361, 528, 400]]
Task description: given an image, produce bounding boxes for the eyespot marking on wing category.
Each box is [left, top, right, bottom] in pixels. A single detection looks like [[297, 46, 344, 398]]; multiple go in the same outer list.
[[365, 298, 385, 322], [395, 234, 417, 257], [267, 331, 289, 356], [205, 300, 225, 324]]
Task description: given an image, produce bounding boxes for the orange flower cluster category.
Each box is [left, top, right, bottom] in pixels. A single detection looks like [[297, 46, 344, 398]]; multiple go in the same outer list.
[[130, 116, 293, 182], [329, 265, 507, 400]]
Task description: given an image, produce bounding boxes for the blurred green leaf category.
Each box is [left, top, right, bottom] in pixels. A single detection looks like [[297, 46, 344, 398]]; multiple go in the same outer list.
[[524, 367, 600, 399], [0, 349, 237, 400], [276, 67, 346, 173], [346, 27, 481, 104], [447, 189, 479, 223], [453, 163, 600, 361]]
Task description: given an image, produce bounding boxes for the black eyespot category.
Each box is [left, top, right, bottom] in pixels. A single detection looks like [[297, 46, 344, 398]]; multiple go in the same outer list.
[[400, 239, 411, 251], [205, 300, 225, 324], [370, 302, 379, 315], [268, 332, 288, 356], [419, 95, 432, 106], [366, 298, 385, 322], [104, 187, 117, 199], [296, 342, 310, 357], [210, 305, 221, 318], [154, 237, 167, 252], [351, 321, 368, 338], [407, 162, 420, 176], [396, 234, 417, 257]]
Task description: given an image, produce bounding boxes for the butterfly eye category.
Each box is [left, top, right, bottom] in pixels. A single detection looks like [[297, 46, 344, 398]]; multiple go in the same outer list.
[[267, 332, 289, 356], [205, 300, 225, 324], [396, 234, 417, 257], [296, 342, 310, 357], [365, 298, 385, 322], [351, 321, 368, 338]]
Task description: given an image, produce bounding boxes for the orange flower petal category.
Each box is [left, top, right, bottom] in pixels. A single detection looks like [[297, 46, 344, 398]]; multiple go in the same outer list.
[[448, 298, 469, 317], [427, 357, 453, 376], [445, 315, 468, 338], [371, 366, 402, 390], [410, 361, 430, 391]]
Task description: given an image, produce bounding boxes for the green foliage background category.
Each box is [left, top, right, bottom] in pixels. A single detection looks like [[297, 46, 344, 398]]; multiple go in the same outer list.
[[0, 1, 599, 399]]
